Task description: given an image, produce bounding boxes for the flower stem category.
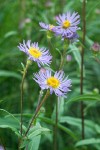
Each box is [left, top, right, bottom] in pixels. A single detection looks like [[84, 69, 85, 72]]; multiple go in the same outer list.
[[47, 38, 58, 150], [24, 90, 50, 137], [20, 60, 30, 135], [80, 0, 86, 139], [53, 97, 58, 150], [54, 40, 68, 150], [35, 90, 43, 114], [59, 40, 68, 70]]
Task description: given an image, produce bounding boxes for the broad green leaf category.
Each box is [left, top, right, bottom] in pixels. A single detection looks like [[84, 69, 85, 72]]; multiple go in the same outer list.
[[20, 139, 29, 149], [60, 116, 100, 137], [28, 123, 50, 139], [0, 109, 21, 137], [14, 114, 78, 140], [0, 51, 20, 62], [39, 116, 78, 140], [0, 70, 21, 80], [75, 138, 100, 147], [66, 94, 100, 104], [0, 118, 20, 137], [69, 44, 81, 69], [85, 36, 93, 46], [20, 123, 49, 149], [0, 109, 20, 123], [26, 135, 41, 150]]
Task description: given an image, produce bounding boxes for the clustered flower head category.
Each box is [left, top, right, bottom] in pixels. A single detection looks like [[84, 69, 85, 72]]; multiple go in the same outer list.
[[39, 11, 80, 41], [18, 40, 52, 67], [33, 70, 71, 97]]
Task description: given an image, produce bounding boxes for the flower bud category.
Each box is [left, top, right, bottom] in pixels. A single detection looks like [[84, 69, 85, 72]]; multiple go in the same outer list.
[[91, 42, 100, 53], [66, 55, 72, 62], [40, 68, 46, 74]]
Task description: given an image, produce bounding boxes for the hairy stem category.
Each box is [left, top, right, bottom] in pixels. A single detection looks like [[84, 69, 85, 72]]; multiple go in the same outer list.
[[80, 0, 86, 139], [20, 60, 30, 135], [24, 90, 50, 136]]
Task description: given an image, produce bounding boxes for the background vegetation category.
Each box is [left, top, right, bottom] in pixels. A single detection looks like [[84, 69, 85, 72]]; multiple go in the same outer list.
[[0, 0, 100, 150]]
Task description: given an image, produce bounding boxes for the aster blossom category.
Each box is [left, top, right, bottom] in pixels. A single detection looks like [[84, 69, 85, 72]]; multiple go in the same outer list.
[[39, 22, 55, 31], [33, 70, 72, 97], [18, 40, 52, 67], [53, 12, 80, 40]]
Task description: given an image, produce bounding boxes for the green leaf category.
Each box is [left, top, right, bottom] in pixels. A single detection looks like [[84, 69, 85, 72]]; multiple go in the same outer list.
[[75, 138, 100, 147], [0, 51, 20, 62], [21, 62, 25, 70], [66, 94, 100, 105], [86, 1, 100, 19], [0, 118, 20, 137], [52, 97, 64, 120], [39, 116, 78, 140], [28, 123, 50, 139], [4, 31, 17, 38], [0, 109, 20, 123], [60, 116, 100, 137], [0, 109, 20, 137], [69, 44, 81, 69], [26, 135, 41, 150], [20, 123, 49, 149], [0, 70, 21, 80], [58, 97, 64, 119], [85, 36, 93, 46]]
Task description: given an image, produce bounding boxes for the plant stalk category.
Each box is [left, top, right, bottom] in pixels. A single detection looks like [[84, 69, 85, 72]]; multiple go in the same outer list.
[[54, 40, 68, 150], [20, 60, 30, 135], [59, 44, 67, 70], [24, 90, 50, 136], [80, 0, 86, 139], [53, 97, 58, 150]]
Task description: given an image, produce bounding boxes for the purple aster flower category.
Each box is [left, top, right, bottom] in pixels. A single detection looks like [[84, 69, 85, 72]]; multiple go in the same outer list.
[[33, 70, 72, 97], [65, 32, 79, 42], [18, 40, 52, 67], [53, 12, 80, 40], [0, 146, 4, 150], [39, 22, 55, 31]]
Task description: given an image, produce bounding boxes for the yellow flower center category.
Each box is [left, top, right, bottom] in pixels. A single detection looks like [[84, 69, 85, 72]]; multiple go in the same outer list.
[[49, 24, 55, 30], [63, 20, 71, 28], [47, 77, 60, 88], [29, 47, 41, 58]]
